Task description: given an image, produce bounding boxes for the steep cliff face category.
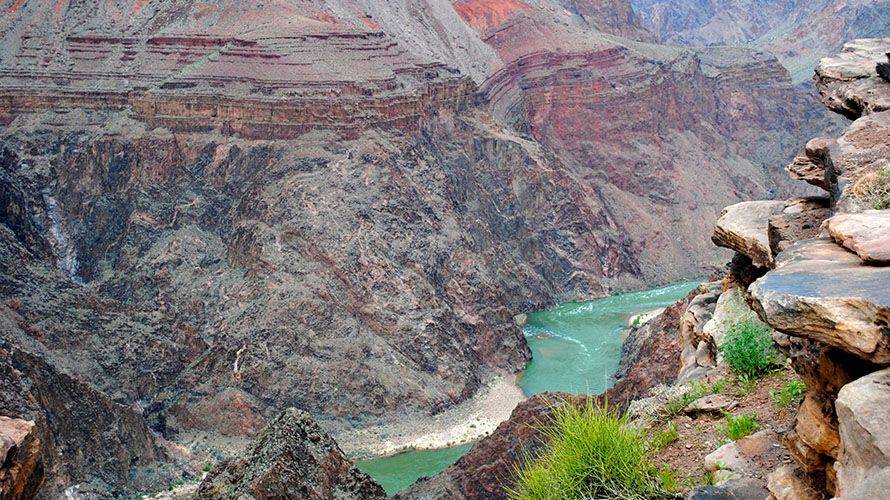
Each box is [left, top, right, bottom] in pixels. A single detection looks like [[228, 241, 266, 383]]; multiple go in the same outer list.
[[631, 0, 890, 81]]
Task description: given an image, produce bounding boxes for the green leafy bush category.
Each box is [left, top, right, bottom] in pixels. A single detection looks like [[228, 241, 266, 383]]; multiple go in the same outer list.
[[509, 400, 666, 499], [771, 379, 806, 408], [720, 319, 779, 378], [723, 413, 759, 441]]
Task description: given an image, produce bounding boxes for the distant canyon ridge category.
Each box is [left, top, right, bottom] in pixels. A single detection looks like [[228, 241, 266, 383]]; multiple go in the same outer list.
[[0, 0, 886, 496]]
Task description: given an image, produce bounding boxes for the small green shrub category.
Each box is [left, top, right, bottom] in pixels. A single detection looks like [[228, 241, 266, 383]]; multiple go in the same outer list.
[[720, 319, 780, 379], [651, 422, 679, 450], [657, 465, 684, 493], [508, 400, 666, 499], [723, 413, 759, 441], [771, 379, 806, 408]]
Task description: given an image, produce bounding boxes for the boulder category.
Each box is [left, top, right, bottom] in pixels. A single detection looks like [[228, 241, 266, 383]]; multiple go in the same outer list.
[[0, 417, 43, 500], [795, 393, 840, 459], [767, 466, 819, 500], [705, 430, 782, 474], [748, 238, 890, 364], [687, 477, 769, 500], [823, 210, 890, 263], [196, 408, 386, 500], [713, 201, 787, 267], [677, 282, 722, 384], [835, 368, 890, 500], [785, 138, 835, 191]]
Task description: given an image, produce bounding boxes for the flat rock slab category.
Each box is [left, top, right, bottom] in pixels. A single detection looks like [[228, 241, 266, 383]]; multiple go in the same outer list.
[[685, 394, 738, 415], [824, 210, 890, 263], [713, 201, 787, 267], [749, 238, 890, 363]]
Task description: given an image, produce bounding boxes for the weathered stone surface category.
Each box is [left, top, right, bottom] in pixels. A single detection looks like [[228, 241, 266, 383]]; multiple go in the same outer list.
[[705, 430, 782, 474], [816, 38, 890, 119], [197, 408, 385, 500], [824, 210, 890, 263], [795, 393, 840, 459], [0, 417, 43, 500], [677, 282, 722, 384], [767, 465, 819, 500], [684, 394, 738, 415], [713, 201, 787, 267], [831, 110, 890, 212], [702, 286, 756, 354], [835, 368, 890, 500], [786, 137, 835, 191], [689, 478, 772, 500], [768, 197, 831, 257], [749, 238, 890, 363], [687, 478, 769, 500]]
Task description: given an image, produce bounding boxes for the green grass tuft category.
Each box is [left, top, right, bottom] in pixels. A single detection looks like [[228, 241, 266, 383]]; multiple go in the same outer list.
[[651, 422, 679, 450], [508, 400, 667, 499], [771, 379, 805, 408], [722, 413, 759, 441], [720, 319, 780, 379]]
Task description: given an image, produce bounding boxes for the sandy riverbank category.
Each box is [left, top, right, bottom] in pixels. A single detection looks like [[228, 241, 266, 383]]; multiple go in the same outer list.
[[337, 375, 527, 459]]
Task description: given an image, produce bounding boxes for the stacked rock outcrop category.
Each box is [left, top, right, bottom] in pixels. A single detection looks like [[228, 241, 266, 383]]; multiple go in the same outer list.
[[711, 38, 890, 496]]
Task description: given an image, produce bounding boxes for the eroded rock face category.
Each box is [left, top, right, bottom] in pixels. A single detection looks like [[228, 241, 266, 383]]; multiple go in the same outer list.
[[712, 201, 787, 268], [786, 137, 835, 192], [835, 368, 890, 499], [816, 38, 890, 119], [768, 197, 831, 257], [824, 210, 890, 263], [748, 238, 890, 364], [0, 417, 43, 500], [197, 408, 385, 499]]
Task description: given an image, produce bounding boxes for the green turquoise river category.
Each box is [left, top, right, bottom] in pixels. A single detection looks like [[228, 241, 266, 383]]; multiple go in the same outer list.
[[357, 281, 700, 494]]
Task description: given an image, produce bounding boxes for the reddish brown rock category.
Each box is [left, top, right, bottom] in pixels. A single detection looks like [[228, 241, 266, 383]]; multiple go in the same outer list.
[[823, 210, 890, 263], [0, 417, 43, 500]]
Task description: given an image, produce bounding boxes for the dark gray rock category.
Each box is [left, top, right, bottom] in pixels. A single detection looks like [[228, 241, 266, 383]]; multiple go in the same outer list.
[[197, 408, 385, 500]]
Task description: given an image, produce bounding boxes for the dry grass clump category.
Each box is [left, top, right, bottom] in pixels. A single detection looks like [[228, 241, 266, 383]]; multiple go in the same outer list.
[[851, 166, 890, 210]]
